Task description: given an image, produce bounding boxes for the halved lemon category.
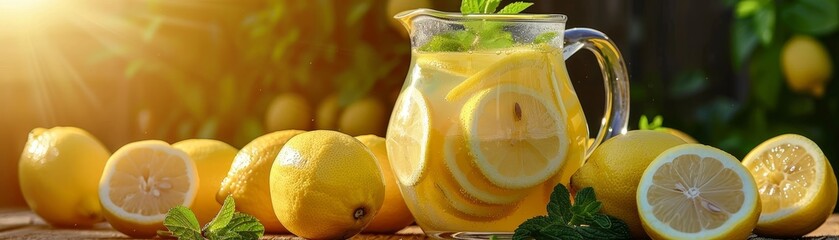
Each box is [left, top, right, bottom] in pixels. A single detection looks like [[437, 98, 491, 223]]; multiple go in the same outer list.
[[461, 84, 568, 189], [443, 128, 531, 204], [742, 134, 838, 237], [445, 49, 554, 102], [637, 144, 760, 240], [99, 140, 199, 238], [386, 86, 432, 186]]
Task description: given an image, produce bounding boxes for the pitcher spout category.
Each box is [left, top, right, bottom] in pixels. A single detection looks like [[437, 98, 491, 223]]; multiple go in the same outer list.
[[394, 8, 434, 35]]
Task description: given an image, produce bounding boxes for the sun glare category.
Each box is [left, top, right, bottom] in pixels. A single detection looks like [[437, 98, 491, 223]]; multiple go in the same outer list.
[[0, 0, 49, 13]]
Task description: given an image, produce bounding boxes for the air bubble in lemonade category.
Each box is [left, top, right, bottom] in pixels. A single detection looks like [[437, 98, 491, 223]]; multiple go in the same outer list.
[[386, 45, 589, 235]]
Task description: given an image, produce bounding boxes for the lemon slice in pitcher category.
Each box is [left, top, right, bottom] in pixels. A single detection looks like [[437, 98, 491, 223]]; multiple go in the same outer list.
[[637, 144, 760, 240], [445, 49, 553, 102], [461, 84, 568, 189], [386, 87, 432, 186], [443, 129, 532, 204], [742, 134, 838, 237]]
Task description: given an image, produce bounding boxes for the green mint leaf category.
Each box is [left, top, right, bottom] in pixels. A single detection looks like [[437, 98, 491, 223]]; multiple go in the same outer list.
[[476, 30, 515, 50], [204, 195, 236, 234], [498, 2, 533, 14], [533, 32, 559, 44], [592, 214, 612, 228], [461, 0, 480, 14], [162, 206, 202, 240], [574, 187, 597, 207], [575, 215, 631, 240], [482, 0, 502, 13], [213, 213, 264, 240], [540, 224, 583, 240], [639, 115, 650, 130], [650, 115, 663, 129], [420, 31, 474, 52], [547, 184, 573, 223], [512, 216, 551, 240]]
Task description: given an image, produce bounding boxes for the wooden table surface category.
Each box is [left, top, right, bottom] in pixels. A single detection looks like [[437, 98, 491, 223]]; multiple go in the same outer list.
[[2, 208, 839, 239]]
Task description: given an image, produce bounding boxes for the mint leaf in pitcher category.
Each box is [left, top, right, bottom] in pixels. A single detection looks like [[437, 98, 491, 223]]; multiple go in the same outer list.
[[421, 1, 535, 52]]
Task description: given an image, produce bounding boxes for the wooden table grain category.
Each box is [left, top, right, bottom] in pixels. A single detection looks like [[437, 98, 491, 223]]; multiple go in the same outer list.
[[2, 208, 838, 239]]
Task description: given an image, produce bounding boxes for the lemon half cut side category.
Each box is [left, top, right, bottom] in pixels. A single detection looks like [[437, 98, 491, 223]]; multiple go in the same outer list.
[[637, 144, 760, 240], [99, 140, 199, 238], [742, 134, 838, 237]]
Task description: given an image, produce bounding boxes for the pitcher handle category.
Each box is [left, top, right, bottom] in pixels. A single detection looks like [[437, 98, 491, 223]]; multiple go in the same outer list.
[[562, 28, 630, 158]]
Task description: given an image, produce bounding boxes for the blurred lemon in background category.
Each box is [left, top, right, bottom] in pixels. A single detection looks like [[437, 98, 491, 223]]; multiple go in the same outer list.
[[99, 140, 199, 238], [781, 35, 833, 97], [18, 127, 110, 228], [315, 95, 341, 130], [265, 93, 312, 131], [216, 130, 304, 233], [356, 135, 414, 233], [339, 97, 387, 137], [571, 130, 686, 239], [271, 130, 384, 239], [172, 139, 238, 224]]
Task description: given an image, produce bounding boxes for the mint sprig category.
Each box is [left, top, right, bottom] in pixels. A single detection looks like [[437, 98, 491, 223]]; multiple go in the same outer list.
[[422, 0, 558, 52], [159, 196, 265, 240], [638, 115, 664, 130], [512, 185, 630, 240]]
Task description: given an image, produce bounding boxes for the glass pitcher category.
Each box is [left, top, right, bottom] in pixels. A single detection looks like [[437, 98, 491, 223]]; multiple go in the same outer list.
[[385, 8, 630, 239]]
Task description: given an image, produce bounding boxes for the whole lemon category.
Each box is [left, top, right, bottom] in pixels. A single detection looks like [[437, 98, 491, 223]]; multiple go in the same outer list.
[[571, 130, 686, 239], [271, 130, 385, 239], [172, 139, 238, 224], [216, 130, 305, 233], [356, 135, 414, 233], [265, 93, 313, 131], [315, 95, 341, 130], [338, 97, 387, 137], [19, 127, 109, 228], [781, 35, 833, 97]]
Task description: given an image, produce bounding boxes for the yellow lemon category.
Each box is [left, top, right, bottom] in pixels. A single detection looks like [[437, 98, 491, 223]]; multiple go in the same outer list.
[[216, 130, 304, 233], [356, 135, 415, 233], [18, 127, 109, 228], [265, 93, 312, 131], [637, 144, 760, 240], [315, 94, 341, 130], [781, 35, 833, 97], [461, 84, 566, 189], [338, 97, 388, 137], [742, 134, 838, 237], [99, 140, 199, 238], [386, 87, 431, 186], [172, 139, 237, 224], [571, 130, 686, 239], [271, 130, 385, 239]]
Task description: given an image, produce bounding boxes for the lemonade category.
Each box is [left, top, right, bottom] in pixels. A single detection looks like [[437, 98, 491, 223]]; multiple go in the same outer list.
[[386, 46, 589, 234]]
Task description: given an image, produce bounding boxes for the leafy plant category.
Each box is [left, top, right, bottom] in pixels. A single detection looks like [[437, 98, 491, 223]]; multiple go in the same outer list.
[[159, 196, 264, 240], [513, 185, 630, 240]]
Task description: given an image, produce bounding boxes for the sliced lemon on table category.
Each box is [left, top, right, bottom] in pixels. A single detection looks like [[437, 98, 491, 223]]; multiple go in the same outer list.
[[445, 49, 553, 101], [637, 144, 760, 240], [461, 84, 568, 189], [742, 134, 838, 238], [443, 128, 531, 205], [386, 86, 432, 186], [99, 140, 199, 238]]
